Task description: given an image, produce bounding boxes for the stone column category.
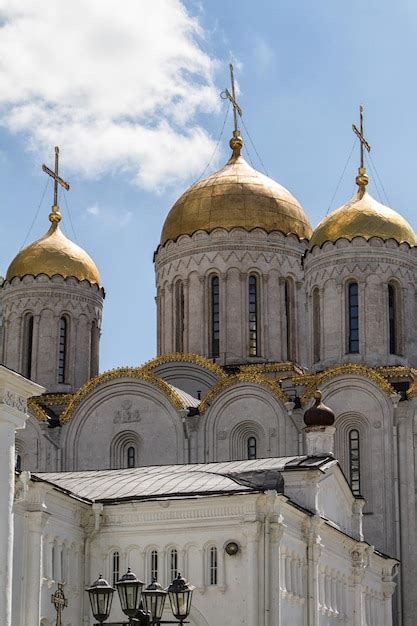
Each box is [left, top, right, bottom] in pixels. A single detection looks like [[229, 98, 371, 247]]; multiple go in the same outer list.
[[303, 516, 322, 626], [24, 508, 50, 626], [350, 547, 368, 626], [0, 366, 44, 626], [244, 522, 260, 626]]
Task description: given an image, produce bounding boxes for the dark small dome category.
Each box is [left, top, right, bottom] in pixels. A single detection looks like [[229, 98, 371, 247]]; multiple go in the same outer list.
[[304, 390, 335, 427]]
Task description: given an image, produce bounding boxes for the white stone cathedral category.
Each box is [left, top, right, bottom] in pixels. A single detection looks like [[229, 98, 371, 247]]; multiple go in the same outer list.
[[0, 117, 415, 625]]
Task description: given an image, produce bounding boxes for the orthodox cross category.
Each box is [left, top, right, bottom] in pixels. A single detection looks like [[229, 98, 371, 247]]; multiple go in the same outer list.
[[51, 582, 68, 626], [221, 63, 243, 133], [352, 104, 371, 169], [42, 146, 70, 210]]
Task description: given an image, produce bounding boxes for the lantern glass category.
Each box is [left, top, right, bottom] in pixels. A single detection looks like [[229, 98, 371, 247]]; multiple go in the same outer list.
[[86, 574, 114, 623], [115, 568, 144, 618], [167, 574, 194, 621], [142, 578, 167, 622]]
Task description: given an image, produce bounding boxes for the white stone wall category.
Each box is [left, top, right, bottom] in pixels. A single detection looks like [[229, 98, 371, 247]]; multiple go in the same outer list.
[[1, 275, 104, 393], [155, 228, 307, 365], [305, 238, 417, 369]]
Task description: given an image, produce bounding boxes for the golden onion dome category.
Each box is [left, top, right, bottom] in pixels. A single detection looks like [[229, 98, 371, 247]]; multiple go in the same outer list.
[[160, 131, 312, 245], [6, 211, 101, 286], [309, 190, 417, 249]]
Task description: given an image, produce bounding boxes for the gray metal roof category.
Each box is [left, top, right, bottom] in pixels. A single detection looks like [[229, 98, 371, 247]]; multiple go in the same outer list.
[[34, 456, 333, 504], [168, 384, 200, 408]]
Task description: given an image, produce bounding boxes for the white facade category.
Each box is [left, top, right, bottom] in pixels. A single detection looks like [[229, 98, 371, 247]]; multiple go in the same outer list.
[[12, 457, 396, 626]]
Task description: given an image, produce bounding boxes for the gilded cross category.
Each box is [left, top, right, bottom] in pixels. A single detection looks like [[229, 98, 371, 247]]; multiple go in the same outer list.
[[42, 146, 70, 212], [352, 104, 371, 169], [51, 582, 68, 626], [221, 63, 242, 133]]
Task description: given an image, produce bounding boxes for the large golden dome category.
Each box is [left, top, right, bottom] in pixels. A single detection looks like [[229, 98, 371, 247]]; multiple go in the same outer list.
[[6, 219, 101, 286], [309, 190, 417, 249], [161, 135, 312, 245]]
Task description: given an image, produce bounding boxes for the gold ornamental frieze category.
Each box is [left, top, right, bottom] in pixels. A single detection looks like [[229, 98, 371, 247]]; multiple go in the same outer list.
[[140, 353, 227, 379], [199, 371, 289, 415]]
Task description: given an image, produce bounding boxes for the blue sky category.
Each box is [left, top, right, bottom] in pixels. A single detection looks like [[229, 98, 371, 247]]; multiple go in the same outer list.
[[0, 0, 416, 371]]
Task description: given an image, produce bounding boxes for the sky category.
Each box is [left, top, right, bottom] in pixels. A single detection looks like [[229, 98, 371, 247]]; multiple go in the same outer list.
[[0, 0, 417, 371]]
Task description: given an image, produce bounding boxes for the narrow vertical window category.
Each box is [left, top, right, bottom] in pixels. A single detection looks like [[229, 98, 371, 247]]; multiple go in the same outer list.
[[284, 279, 294, 361], [249, 275, 258, 356], [112, 551, 120, 586], [52, 545, 56, 581], [175, 282, 184, 352], [211, 276, 220, 357], [312, 288, 321, 363], [247, 436, 257, 460], [348, 282, 359, 354], [127, 446, 136, 469], [151, 550, 158, 580], [388, 283, 397, 355], [90, 321, 98, 378], [169, 548, 178, 582], [22, 314, 34, 379], [15, 453, 22, 471], [209, 547, 218, 585], [58, 317, 68, 383], [348, 429, 361, 495]]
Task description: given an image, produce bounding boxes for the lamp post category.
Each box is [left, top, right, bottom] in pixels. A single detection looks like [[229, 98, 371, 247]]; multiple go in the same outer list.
[[87, 571, 194, 625]]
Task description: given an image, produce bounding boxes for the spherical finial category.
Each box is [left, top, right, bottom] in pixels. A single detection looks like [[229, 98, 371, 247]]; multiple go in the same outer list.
[[304, 389, 335, 427], [355, 166, 368, 195], [49, 205, 62, 224], [229, 130, 244, 160]]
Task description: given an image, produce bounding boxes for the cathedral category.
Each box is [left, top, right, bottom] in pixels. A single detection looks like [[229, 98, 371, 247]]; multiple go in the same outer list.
[[0, 105, 415, 625]]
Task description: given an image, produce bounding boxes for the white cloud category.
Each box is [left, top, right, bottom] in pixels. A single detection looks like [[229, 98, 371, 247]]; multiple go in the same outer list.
[[87, 204, 100, 216], [0, 0, 220, 190]]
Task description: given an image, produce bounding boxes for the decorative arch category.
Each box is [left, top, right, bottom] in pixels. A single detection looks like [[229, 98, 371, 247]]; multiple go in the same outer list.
[[230, 421, 266, 461], [60, 368, 187, 423], [140, 353, 226, 379], [199, 372, 288, 414], [293, 364, 395, 406], [110, 430, 141, 469]]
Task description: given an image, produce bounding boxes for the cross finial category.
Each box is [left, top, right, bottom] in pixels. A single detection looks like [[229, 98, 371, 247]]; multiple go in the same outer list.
[[42, 146, 70, 225], [352, 104, 371, 195], [221, 63, 244, 159]]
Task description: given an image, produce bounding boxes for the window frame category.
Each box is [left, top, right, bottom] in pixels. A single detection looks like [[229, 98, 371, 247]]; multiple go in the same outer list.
[[208, 546, 218, 586], [347, 282, 359, 354], [58, 316, 69, 384], [112, 551, 120, 586], [248, 275, 259, 356], [348, 429, 361, 495], [247, 436, 257, 460], [210, 275, 220, 358]]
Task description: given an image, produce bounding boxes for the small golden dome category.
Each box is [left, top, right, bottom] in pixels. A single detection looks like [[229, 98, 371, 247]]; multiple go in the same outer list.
[[6, 221, 101, 286], [161, 147, 312, 245], [309, 190, 417, 249]]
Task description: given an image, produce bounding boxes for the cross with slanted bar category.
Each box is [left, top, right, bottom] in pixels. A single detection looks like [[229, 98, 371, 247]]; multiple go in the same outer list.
[[51, 582, 68, 626], [42, 146, 70, 210], [221, 63, 242, 133], [352, 104, 371, 169]]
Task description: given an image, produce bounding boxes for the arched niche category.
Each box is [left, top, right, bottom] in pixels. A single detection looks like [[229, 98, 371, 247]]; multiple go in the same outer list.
[[201, 383, 294, 462], [61, 378, 184, 470]]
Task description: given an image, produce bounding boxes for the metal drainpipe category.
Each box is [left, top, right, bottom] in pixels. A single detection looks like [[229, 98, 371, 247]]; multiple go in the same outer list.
[[83, 503, 103, 624], [392, 424, 403, 624]]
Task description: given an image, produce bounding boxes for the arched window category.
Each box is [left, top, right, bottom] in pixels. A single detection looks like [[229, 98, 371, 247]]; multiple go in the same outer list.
[[150, 550, 158, 580], [284, 279, 295, 361], [249, 275, 258, 356], [209, 547, 218, 585], [58, 317, 68, 383], [388, 283, 400, 355], [127, 446, 136, 469], [175, 281, 184, 352], [211, 276, 220, 357], [312, 288, 321, 363], [347, 282, 359, 354], [247, 436, 257, 460], [348, 429, 361, 495], [90, 321, 98, 378], [15, 453, 22, 471], [169, 548, 178, 582], [112, 551, 120, 586], [22, 314, 34, 379]]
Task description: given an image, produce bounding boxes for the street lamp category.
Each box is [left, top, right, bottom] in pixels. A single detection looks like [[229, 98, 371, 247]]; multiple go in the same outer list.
[[167, 574, 195, 625], [87, 571, 194, 625], [115, 568, 144, 623], [142, 578, 167, 624], [86, 574, 115, 624]]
